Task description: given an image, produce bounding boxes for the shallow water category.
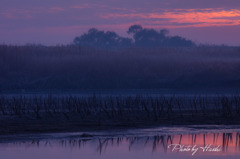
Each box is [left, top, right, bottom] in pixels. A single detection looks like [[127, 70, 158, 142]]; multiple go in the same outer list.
[[1, 126, 240, 159]]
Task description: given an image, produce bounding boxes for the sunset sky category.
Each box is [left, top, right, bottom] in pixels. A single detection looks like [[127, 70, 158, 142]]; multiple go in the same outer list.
[[0, 0, 240, 46]]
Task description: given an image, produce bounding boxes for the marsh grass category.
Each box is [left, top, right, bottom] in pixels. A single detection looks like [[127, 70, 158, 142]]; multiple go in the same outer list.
[[0, 94, 240, 125]]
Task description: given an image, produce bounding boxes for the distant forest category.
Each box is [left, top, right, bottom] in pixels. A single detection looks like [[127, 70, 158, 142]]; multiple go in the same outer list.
[[0, 25, 239, 93], [73, 25, 195, 48], [0, 44, 240, 93]]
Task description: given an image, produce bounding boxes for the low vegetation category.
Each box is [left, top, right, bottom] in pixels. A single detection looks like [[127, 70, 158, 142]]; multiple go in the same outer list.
[[0, 94, 240, 134]]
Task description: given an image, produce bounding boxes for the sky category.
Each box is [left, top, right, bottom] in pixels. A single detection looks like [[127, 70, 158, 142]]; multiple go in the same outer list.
[[0, 0, 240, 46]]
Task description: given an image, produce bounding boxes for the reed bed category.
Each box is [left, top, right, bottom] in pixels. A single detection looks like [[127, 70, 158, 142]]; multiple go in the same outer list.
[[0, 94, 240, 128]]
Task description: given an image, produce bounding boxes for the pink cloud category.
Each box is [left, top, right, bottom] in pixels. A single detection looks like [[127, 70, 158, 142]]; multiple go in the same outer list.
[[0, 9, 33, 19], [0, 1, 239, 45], [100, 8, 240, 28]]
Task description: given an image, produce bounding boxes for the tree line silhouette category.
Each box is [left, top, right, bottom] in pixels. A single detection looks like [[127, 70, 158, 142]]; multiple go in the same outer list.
[[74, 25, 195, 48]]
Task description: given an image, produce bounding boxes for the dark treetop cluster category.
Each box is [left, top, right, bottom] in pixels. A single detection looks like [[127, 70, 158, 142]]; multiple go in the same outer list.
[[74, 25, 195, 48]]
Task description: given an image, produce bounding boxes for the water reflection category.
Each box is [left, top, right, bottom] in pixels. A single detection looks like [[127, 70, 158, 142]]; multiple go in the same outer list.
[[1, 132, 240, 159]]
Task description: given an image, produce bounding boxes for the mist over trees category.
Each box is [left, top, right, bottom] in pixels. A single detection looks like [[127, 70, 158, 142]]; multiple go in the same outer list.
[[74, 28, 132, 48], [74, 25, 195, 48], [0, 25, 239, 93], [0, 44, 240, 92], [127, 25, 194, 47]]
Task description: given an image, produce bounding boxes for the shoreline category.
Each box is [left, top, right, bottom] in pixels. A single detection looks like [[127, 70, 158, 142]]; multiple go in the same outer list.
[[1, 115, 240, 136], [1, 124, 240, 143], [1, 94, 240, 135]]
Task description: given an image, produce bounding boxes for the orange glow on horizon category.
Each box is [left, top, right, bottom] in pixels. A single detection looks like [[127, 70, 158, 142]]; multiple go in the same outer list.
[[101, 9, 240, 28]]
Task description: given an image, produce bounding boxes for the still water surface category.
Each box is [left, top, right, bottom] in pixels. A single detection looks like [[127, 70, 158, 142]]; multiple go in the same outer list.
[[0, 126, 240, 159]]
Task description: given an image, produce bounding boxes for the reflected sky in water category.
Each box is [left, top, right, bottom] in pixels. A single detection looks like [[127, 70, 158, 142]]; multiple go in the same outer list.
[[0, 127, 240, 159]]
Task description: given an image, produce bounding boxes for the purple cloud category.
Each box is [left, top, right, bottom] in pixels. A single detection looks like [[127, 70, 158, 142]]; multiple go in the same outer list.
[[0, 0, 240, 45]]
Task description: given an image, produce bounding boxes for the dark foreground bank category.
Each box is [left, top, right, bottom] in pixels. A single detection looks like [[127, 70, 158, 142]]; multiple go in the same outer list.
[[1, 94, 240, 135]]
